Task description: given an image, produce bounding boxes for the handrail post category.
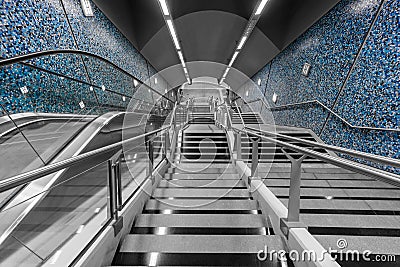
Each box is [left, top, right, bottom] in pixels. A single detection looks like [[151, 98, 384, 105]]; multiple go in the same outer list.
[[236, 132, 242, 160], [107, 159, 118, 221], [287, 157, 303, 221], [280, 150, 308, 238], [164, 131, 170, 159], [148, 138, 154, 184], [250, 137, 260, 181], [116, 154, 123, 210], [282, 150, 307, 222]]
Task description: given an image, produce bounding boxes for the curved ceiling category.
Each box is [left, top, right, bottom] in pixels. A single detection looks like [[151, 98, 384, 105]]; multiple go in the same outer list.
[[93, 0, 339, 79]]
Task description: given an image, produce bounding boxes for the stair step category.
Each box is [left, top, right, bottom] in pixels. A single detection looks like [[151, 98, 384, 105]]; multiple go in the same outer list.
[[133, 214, 266, 228], [166, 173, 239, 180], [152, 188, 250, 198], [119, 234, 284, 253], [144, 199, 259, 211], [168, 167, 237, 174], [158, 179, 245, 188], [174, 163, 235, 168]]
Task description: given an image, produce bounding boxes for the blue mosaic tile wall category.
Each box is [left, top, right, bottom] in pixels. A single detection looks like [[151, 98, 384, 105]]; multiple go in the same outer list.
[[251, 0, 399, 162], [0, 0, 162, 115]]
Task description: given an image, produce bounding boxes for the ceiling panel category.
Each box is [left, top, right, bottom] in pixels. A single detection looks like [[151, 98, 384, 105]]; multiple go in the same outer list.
[[93, 0, 340, 82]]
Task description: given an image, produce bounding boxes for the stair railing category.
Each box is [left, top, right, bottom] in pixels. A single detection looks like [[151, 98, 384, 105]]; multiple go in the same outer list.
[[0, 124, 173, 265], [249, 98, 400, 133], [215, 107, 400, 226], [236, 126, 400, 229], [233, 101, 246, 129]]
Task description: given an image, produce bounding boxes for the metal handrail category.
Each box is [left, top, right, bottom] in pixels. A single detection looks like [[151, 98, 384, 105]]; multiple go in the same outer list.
[[250, 98, 399, 133], [245, 126, 400, 168], [169, 101, 178, 127], [0, 49, 174, 103], [233, 101, 246, 128], [233, 126, 400, 188], [0, 126, 170, 193]]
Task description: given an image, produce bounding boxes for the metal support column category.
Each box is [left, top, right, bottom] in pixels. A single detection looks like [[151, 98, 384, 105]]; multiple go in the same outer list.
[[250, 137, 260, 178], [280, 149, 307, 238], [236, 132, 242, 160]]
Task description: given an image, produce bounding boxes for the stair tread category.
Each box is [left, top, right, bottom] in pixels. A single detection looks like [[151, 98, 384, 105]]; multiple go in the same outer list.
[[168, 173, 239, 178], [158, 180, 245, 188], [152, 188, 250, 197], [134, 214, 266, 227], [120, 235, 284, 253], [145, 199, 258, 210]]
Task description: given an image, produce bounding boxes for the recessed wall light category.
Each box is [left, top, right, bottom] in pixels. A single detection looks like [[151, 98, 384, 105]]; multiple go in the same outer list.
[[272, 93, 278, 103]]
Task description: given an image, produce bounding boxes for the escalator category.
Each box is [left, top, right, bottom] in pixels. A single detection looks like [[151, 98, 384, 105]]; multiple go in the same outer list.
[[0, 111, 166, 266], [0, 113, 96, 207]]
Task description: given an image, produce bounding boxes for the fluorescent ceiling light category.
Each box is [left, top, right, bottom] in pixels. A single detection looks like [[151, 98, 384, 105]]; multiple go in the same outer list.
[[237, 36, 247, 49], [229, 51, 239, 67], [178, 51, 186, 67], [167, 19, 180, 50], [255, 0, 269, 15], [223, 67, 230, 78], [158, 0, 169, 16], [133, 79, 138, 87]]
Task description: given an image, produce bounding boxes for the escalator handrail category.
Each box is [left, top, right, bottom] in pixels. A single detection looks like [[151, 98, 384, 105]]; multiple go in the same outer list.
[[233, 126, 400, 188], [0, 49, 174, 103], [245, 126, 400, 168], [0, 125, 170, 193]]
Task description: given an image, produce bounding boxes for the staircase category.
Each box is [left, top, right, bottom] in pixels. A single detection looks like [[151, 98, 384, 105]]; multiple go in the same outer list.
[[240, 129, 329, 164], [179, 125, 230, 164], [189, 112, 214, 124], [231, 112, 263, 124], [111, 124, 286, 266]]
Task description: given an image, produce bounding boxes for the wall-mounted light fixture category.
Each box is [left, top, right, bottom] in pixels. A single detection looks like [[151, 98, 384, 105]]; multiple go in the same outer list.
[[79, 101, 85, 109], [272, 92, 278, 104], [80, 0, 94, 17], [20, 86, 28, 94]]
